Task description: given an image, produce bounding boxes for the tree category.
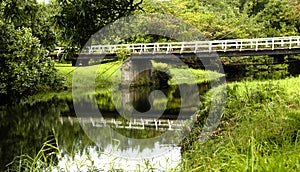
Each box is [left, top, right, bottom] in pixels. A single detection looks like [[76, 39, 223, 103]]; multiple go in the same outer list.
[[140, 0, 263, 40], [256, 0, 300, 37], [1, 0, 58, 50], [0, 22, 62, 101], [0, 0, 63, 102], [55, 0, 143, 49]]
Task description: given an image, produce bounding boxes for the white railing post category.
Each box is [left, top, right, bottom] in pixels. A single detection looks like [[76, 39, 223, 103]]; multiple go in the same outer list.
[[180, 43, 184, 54], [256, 40, 258, 51], [166, 43, 170, 54], [209, 42, 212, 53], [289, 37, 292, 49], [194, 43, 198, 53], [88, 47, 92, 54], [139, 44, 142, 54], [235, 41, 239, 49], [240, 41, 243, 51], [272, 39, 275, 50]]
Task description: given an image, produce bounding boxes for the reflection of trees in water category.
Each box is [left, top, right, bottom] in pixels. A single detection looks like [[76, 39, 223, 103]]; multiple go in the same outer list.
[[0, 96, 69, 170], [0, 83, 208, 170]]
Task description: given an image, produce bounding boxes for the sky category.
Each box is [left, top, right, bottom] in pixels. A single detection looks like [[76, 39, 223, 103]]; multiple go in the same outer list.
[[37, 0, 50, 4]]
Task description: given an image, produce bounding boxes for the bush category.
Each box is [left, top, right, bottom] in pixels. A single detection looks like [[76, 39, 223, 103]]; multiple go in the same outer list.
[[0, 22, 62, 102]]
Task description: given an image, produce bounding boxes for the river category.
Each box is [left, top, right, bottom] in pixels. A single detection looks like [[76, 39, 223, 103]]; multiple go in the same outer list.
[[0, 84, 209, 171], [1, 59, 297, 171]]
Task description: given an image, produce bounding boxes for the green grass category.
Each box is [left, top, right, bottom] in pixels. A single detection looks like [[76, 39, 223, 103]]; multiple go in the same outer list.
[[181, 76, 300, 171], [151, 60, 224, 85], [38, 62, 300, 171], [56, 61, 122, 88], [8, 75, 300, 171], [6, 132, 61, 171], [56, 61, 223, 88]]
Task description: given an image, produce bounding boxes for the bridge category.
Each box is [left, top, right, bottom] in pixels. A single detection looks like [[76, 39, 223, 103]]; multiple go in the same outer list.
[[50, 36, 300, 66], [82, 36, 300, 57]]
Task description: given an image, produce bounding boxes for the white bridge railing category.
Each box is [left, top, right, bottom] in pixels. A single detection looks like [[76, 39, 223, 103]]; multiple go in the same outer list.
[[83, 36, 300, 55]]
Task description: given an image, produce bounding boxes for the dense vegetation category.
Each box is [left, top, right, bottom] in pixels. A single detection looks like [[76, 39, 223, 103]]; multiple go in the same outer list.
[[0, 0, 141, 101], [181, 77, 300, 171], [0, 1, 61, 101], [1, 0, 300, 170], [140, 0, 300, 40], [1, 0, 299, 101]]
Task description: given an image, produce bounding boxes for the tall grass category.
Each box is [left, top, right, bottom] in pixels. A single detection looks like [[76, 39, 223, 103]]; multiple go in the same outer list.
[[181, 76, 300, 171], [6, 132, 61, 171]]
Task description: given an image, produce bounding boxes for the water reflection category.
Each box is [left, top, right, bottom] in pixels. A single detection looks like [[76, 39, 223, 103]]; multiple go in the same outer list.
[[0, 96, 68, 170], [57, 118, 182, 171], [57, 144, 181, 171], [1, 83, 209, 170]]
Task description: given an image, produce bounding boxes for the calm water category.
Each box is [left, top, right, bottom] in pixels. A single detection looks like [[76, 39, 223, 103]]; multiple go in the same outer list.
[[1, 61, 296, 170], [0, 84, 209, 171]]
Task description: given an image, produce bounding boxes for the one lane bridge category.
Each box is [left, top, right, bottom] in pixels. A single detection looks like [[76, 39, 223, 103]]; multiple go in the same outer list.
[[84, 36, 300, 56], [50, 36, 300, 65]]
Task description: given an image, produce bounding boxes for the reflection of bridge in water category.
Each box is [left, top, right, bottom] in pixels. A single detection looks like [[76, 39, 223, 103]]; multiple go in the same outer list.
[[60, 117, 187, 131]]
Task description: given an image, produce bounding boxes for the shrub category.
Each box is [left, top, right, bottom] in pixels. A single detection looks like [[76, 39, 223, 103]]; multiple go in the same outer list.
[[0, 22, 62, 102]]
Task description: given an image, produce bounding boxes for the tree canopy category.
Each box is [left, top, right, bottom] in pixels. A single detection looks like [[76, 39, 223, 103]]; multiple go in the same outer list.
[[0, 0, 299, 101], [1, 0, 57, 50], [0, 0, 62, 101], [138, 0, 300, 40], [55, 0, 143, 49]]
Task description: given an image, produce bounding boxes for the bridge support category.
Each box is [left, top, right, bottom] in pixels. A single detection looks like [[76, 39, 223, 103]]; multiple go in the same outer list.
[[271, 55, 285, 63], [288, 56, 300, 76], [121, 58, 152, 86]]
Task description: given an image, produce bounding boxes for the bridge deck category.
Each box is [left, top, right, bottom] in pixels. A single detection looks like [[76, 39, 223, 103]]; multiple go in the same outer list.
[[80, 36, 300, 57]]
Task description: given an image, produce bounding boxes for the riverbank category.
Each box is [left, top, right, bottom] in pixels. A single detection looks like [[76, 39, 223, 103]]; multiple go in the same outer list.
[[56, 61, 223, 88], [181, 76, 300, 171], [51, 63, 300, 170], [5, 62, 299, 171]]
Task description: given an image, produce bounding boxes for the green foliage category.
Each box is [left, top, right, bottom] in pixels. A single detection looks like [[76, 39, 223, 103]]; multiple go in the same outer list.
[[0, 21, 62, 101], [181, 77, 300, 171], [1, 0, 58, 50], [139, 0, 300, 40], [116, 48, 131, 61], [256, 0, 300, 37], [152, 62, 170, 87], [55, 0, 143, 49]]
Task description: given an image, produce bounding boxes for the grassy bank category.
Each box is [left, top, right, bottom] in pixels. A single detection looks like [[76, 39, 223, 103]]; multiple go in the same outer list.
[[56, 62, 122, 88], [18, 62, 300, 171], [181, 76, 300, 171], [6, 74, 300, 171], [56, 61, 223, 88]]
